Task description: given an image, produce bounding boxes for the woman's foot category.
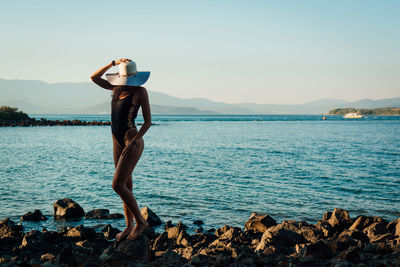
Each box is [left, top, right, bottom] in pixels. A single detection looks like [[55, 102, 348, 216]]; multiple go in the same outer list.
[[116, 226, 134, 242], [127, 221, 149, 240]]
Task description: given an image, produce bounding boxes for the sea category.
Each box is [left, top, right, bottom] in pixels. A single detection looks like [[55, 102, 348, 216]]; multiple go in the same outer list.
[[1, 114, 399, 234]]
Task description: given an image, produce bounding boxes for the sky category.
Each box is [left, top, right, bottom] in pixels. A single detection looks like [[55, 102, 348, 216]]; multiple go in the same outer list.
[[0, 0, 399, 105]]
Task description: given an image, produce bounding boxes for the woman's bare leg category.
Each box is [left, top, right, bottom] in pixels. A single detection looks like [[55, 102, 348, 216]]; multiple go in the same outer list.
[[112, 136, 149, 240], [112, 135, 135, 241]]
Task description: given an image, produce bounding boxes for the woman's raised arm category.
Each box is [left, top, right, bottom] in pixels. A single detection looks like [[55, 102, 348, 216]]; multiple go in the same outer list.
[[90, 59, 131, 90]]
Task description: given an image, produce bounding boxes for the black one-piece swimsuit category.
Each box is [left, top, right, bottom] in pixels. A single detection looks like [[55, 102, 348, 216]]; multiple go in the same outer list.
[[111, 86, 141, 148]]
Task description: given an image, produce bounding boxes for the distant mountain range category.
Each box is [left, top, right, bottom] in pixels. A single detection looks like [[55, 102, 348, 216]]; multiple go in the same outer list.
[[1, 78, 399, 115]]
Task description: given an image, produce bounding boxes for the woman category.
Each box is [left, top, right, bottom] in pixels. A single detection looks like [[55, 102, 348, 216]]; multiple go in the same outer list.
[[91, 58, 151, 241]]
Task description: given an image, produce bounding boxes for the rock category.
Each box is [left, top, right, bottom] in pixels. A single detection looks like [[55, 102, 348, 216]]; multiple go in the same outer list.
[[152, 232, 174, 251], [363, 221, 388, 239], [56, 244, 77, 266], [108, 213, 124, 219], [244, 213, 277, 233], [65, 225, 96, 240], [336, 246, 364, 263], [387, 218, 400, 237], [21, 230, 50, 250], [111, 234, 150, 262], [40, 253, 56, 261], [195, 227, 204, 233], [193, 219, 203, 225], [298, 240, 333, 259], [339, 229, 369, 244], [53, 198, 85, 219], [20, 209, 47, 221], [153, 249, 187, 266], [140, 206, 162, 226], [165, 220, 173, 229], [85, 209, 109, 219], [0, 217, 24, 238], [316, 221, 334, 237], [255, 223, 304, 253], [101, 224, 120, 240], [300, 225, 323, 243], [349, 215, 386, 231], [326, 208, 353, 231]]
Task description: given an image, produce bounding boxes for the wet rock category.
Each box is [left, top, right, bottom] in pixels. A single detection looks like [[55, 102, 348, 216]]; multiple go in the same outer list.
[[336, 246, 364, 263], [85, 209, 109, 219], [108, 213, 124, 219], [53, 198, 85, 219], [20, 209, 47, 221], [165, 220, 173, 229], [325, 208, 353, 232], [195, 227, 204, 233], [0, 217, 24, 238], [316, 221, 334, 237], [244, 212, 277, 233], [387, 218, 400, 236], [65, 225, 96, 240], [140, 206, 162, 226], [193, 219, 203, 225], [298, 240, 333, 259]]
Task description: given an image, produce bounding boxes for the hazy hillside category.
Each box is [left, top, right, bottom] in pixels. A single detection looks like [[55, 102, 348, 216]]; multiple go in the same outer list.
[[1, 78, 399, 114]]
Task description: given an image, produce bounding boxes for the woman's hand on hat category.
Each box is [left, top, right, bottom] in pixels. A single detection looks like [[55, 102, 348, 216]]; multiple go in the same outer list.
[[114, 58, 132, 65]]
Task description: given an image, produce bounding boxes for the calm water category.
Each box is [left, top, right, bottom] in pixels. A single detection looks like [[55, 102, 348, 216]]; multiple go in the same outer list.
[[1, 115, 399, 234]]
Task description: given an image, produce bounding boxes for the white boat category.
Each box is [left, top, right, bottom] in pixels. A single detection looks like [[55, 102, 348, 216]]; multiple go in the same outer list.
[[343, 112, 364, 119]]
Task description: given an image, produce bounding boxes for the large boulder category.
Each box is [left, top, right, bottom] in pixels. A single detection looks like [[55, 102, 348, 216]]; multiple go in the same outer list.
[[244, 213, 277, 233], [140, 206, 162, 226], [0, 217, 24, 238], [255, 222, 304, 253], [323, 208, 353, 232], [20, 209, 47, 221], [100, 235, 150, 264], [53, 198, 85, 219]]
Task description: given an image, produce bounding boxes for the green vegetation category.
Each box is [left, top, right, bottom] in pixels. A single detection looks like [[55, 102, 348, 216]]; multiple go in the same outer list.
[[328, 107, 400, 115], [0, 106, 30, 121]]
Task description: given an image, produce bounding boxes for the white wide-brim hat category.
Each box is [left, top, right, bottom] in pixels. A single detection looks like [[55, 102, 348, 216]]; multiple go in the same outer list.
[[106, 61, 150, 86]]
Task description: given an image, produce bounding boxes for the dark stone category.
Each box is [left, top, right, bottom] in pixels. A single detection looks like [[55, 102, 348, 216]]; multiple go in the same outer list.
[[100, 234, 150, 264], [140, 206, 162, 226], [349, 215, 386, 231], [0, 217, 24, 238], [244, 212, 277, 233], [20, 209, 47, 221], [363, 221, 388, 239], [21, 230, 50, 251], [195, 227, 204, 233], [153, 249, 187, 266], [326, 208, 353, 231], [298, 240, 333, 259], [65, 225, 97, 240], [85, 209, 109, 219], [300, 225, 323, 243], [165, 220, 173, 229], [336, 246, 363, 263], [387, 218, 400, 237], [56, 244, 77, 266], [53, 198, 85, 219], [108, 213, 124, 219], [193, 219, 204, 225], [101, 224, 120, 240], [255, 223, 304, 252]]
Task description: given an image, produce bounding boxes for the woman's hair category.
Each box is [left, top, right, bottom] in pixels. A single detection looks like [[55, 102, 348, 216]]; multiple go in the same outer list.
[[111, 85, 142, 100]]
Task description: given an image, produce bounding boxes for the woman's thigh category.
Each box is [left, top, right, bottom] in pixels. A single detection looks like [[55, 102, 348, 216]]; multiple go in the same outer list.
[[112, 134, 123, 168], [113, 138, 144, 185]]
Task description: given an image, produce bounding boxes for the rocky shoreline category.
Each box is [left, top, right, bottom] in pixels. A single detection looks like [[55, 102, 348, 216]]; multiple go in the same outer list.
[[0, 198, 399, 266], [1, 117, 112, 127]]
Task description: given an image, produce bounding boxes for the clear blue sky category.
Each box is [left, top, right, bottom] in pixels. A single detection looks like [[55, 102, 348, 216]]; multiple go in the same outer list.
[[0, 0, 399, 104]]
